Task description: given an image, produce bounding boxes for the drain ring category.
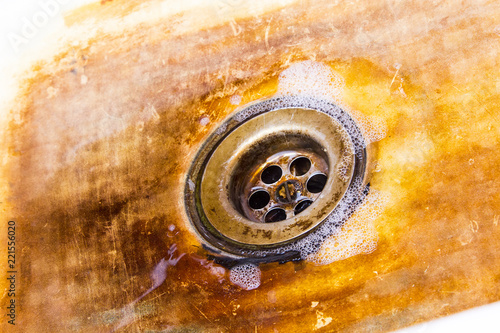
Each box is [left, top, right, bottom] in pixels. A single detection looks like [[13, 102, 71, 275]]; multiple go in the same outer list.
[[185, 96, 371, 260]]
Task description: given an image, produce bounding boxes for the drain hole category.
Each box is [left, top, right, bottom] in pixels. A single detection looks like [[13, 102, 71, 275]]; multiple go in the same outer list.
[[290, 157, 311, 176], [294, 199, 313, 215], [261, 165, 283, 184], [307, 173, 328, 193], [248, 190, 270, 209], [264, 208, 287, 223]]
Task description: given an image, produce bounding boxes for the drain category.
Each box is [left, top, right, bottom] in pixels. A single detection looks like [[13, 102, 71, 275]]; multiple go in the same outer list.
[[240, 149, 329, 223], [185, 96, 371, 261]]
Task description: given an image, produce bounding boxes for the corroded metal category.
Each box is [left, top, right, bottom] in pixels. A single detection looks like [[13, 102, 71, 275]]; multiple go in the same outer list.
[[241, 150, 328, 222], [4, 0, 500, 332], [184, 98, 369, 256]]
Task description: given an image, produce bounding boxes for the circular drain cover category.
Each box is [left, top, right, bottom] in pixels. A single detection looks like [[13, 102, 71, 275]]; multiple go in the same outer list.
[[185, 96, 370, 261]]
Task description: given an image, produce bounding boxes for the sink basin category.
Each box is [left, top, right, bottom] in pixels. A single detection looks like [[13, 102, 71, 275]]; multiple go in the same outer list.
[[1, 0, 499, 332]]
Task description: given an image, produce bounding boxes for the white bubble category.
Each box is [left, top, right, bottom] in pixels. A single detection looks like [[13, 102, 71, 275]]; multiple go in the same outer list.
[[277, 60, 345, 104], [215, 123, 227, 135], [199, 115, 210, 126], [230, 94, 242, 105], [229, 264, 261, 290]]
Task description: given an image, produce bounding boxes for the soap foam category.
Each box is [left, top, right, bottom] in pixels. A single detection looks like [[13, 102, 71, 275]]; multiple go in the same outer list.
[[277, 60, 345, 105], [308, 190, 388, 265], [230, 94, 242, 105], [343, 109, 387, 145], [277, 60, 386, 145], [229, 263, 261, 290]]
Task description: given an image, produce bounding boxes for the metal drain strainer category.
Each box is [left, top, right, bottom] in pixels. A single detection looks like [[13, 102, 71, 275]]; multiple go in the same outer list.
[[242, 150, 329, 223], [184, 96, 370, 260]]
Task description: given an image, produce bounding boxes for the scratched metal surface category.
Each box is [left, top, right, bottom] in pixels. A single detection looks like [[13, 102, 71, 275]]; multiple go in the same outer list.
[[1, 0, 500, 332]]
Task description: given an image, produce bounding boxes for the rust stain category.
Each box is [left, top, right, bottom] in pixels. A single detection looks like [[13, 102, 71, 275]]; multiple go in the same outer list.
[[1, 0, 500, 332]]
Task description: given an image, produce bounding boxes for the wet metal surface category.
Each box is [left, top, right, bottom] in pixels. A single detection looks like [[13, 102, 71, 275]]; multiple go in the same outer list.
[[1, 0, 500, 332]]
